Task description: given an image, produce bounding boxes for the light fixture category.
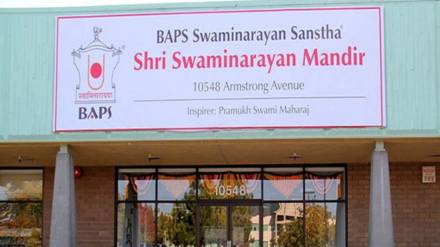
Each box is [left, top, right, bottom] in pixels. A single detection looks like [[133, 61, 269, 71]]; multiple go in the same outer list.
[[146, 154, 160, 162], [17, 155, 34, 164], [288, 153, 303, 160]]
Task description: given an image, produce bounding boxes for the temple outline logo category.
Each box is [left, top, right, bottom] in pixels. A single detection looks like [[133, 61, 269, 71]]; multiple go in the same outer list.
[[72, 27, 122, 104]]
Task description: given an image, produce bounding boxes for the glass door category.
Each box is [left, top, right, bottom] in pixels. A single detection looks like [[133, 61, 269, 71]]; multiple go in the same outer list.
[[199, 204, 228, 247], [199, 202, 260, 247], [231, 204, 260, 247]]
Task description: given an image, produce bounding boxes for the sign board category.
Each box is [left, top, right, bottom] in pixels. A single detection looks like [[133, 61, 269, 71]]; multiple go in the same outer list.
[[422, 166, 436, 184], [54, 7, 384, 132]]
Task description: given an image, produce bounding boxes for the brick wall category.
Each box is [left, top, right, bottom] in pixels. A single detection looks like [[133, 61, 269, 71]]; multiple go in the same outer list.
[[390, 164, 440, 247], [347, 164, 370, 247], [43, 167, 115, 247], [348, 163, 440, 247], [43, 164, 439, 246]]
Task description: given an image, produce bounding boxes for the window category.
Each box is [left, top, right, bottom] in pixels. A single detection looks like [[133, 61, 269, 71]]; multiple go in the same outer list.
[[263, 166, 346, 247], [116, 166, 346, 247], [117, 168, 197, 247], [0, 169, 43, 246]]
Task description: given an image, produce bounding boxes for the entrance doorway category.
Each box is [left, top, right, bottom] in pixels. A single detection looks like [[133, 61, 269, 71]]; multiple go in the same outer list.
[[198, 201, 261, 247]]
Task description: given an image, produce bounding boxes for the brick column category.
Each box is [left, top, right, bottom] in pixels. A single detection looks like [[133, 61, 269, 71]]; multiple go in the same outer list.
[[49, 145, 76, 247], [368, 141, 394, 247]]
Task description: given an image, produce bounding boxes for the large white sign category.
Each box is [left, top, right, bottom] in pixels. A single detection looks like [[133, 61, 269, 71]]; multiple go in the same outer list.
[[54, 7, 385, 132]]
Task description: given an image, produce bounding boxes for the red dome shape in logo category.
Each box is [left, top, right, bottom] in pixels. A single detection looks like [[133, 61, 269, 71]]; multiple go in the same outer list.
[[90, 62, 102, 79]]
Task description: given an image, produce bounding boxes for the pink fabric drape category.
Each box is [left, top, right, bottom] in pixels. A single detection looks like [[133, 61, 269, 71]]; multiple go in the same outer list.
[[265, 174, 301, 198]]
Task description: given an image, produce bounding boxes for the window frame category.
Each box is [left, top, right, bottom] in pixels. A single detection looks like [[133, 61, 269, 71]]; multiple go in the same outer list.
[[115, 164, 347, 247]]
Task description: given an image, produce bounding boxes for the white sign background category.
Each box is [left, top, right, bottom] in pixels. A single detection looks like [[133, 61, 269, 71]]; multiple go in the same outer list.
[[54, 7, 385, 132]]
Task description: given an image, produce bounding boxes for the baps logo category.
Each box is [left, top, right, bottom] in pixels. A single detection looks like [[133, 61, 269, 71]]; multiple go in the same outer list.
[[79, 106, 112, 120], [71, 27, 122, 120]]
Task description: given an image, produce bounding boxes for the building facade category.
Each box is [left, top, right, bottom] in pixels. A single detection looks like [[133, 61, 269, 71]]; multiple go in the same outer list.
[[0, 0, 439, 247]]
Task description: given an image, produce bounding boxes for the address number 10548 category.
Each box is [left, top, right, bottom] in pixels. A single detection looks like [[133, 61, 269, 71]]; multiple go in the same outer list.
[[214, 184, 246, 196]]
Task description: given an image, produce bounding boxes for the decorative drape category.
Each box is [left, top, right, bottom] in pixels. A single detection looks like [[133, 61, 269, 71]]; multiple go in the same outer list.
[[126, 175, 154, 199], [159, 175, 194, 199], [201, 174, 221, 194], [265, 174, 301, 199], [238, 173, 260, 194], [308, 174, 340, 196]]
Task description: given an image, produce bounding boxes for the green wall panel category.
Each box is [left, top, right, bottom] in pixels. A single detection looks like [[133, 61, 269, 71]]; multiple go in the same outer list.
[[0, 0, 439, 142], [437, 1, 440, 130], [385, 2, 437, 130], [6, 14, 53, 136], [0, 16, 6, 139]]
